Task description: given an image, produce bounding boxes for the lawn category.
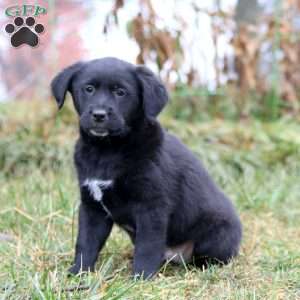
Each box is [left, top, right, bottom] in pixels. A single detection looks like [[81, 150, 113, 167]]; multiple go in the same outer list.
[[0, 101, 299, 299]]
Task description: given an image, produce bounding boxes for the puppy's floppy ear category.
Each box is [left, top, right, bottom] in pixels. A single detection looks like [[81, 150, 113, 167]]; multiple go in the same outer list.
[[51, 62, 84, 109], [135, 66, 168, 118]]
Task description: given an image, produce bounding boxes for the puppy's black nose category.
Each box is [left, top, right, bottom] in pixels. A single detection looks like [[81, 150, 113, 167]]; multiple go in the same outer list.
[[92, 109, 107, 123]]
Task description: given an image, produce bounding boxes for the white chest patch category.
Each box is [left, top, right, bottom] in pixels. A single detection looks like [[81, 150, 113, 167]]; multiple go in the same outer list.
[[83, 179, 113, 215]]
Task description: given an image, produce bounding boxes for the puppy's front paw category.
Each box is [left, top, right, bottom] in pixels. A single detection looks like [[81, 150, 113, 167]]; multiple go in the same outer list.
[[68, 264, 94, 276], [132, 270, 155, 280], [68, 265, 81, 276]]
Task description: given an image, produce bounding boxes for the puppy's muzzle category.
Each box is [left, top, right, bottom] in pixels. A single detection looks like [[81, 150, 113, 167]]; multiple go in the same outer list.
[[91, 109, 108, 123]]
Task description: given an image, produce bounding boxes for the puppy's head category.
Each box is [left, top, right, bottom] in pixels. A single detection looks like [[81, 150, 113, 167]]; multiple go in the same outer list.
[[51, 57, 168, 139]]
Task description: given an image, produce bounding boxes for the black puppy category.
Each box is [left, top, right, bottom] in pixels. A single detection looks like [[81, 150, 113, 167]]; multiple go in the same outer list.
[[51, 57, 242, 278]]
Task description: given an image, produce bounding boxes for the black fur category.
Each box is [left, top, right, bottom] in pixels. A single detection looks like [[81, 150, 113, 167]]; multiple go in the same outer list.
[[51, 57, 242, 279]]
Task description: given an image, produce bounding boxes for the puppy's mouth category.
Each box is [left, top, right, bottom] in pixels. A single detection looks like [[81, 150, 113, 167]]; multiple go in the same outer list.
[[89, 129, 109, 137], [83, 124, 130, 139]]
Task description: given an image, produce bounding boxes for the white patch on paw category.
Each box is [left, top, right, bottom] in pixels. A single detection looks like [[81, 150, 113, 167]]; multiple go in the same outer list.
[[83, 179, 113, 216]]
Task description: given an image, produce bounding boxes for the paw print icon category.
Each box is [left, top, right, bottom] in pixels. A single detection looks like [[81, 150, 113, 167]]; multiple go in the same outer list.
[[5, 17, 45, 48]]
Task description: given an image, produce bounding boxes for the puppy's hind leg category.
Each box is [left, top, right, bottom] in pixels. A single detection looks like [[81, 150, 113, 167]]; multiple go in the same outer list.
[[192, 221, 242, 268]]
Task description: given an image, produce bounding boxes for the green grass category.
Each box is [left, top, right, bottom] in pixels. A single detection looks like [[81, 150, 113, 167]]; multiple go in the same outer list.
[[0, 101, 299, 299]]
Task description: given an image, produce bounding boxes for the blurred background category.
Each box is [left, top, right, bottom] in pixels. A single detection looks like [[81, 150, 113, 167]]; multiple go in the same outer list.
[[0, 0, 300, 120], [1, 2, 300, 298]]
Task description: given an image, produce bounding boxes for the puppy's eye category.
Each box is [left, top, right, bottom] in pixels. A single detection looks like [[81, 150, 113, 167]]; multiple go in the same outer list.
[[84, 85, 95, 94], [112, 86, 126, 97]]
